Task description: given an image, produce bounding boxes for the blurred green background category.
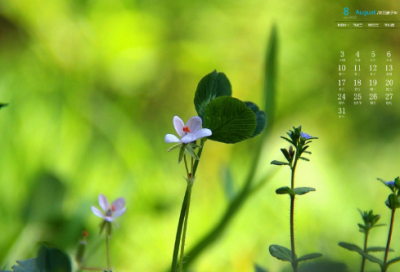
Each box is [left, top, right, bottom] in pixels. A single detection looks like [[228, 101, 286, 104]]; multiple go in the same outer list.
[[1, 0, 400, 271]]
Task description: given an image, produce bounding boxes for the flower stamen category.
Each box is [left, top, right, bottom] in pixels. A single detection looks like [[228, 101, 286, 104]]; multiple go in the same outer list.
[[183, 126, 191, 133]]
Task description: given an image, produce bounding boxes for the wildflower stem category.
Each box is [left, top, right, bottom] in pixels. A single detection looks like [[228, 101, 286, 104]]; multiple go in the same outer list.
[[360, 230, 369, 272], [184, 155, 190, 177], [383, 208, 396, 271], [290, 159, 298, 272], [179, 183, 193, 272], [105, 232, 110, 271]]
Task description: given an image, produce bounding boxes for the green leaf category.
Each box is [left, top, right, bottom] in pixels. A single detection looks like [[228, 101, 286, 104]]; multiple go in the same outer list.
[[203, 96, 256, 144], [269, 244, 294, 262], [178, 144, 186, 163], [11, 259, 37, 272], [299, 157, 310, 162], [294, 187, 316, 195], [276, 186, 293, 196], [167, 143, 182, 152], [280, 148, 291, 162], [194, 70, 232, 119], [280, 136, 293, 145], [367, 247, 393, 253], [37, 246, 72, 272], [254, 264, 269, 272], [185, 144, 199, 160], [338, 242, 383, 265], [271, 160, 289, 166], [295, 253, 323, 262], [387, 256, 400, 267], [244, 102, 267, 137], [0, 103, 8, 109]]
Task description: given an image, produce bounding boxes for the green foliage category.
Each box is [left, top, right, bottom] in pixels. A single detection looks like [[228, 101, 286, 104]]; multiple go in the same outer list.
[[295, 253, 323, 263], [254, 264, 269, 272], [294, 187, 316, 195], [244, 102, 267, 137], [194, 70, 266, 144], [269, 245, 293, 262], [275, 186, 293, 195], [11, 259, 36, 272], [36, 246, 71, 272], [270, 160, 289, 166], [194, 70, 232, 120], [367, 247, 392, 253], [0, 103, 8, 109], [358, 210, 384, 233], [338, 242, 383, 265], [203, 97, 257, 143], [385, 194, 400, 210]]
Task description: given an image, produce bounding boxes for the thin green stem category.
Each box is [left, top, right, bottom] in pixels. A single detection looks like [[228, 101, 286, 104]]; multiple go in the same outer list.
[[105, 232, 110, 271], [290, 159, 298, 272], [171, 189, 188, 272], [361, 230, 369, 272], [383, 209, 396, 270], [178, 184, 193, 272], [184, 155, 189, 177], [170, 140, 205, 272]]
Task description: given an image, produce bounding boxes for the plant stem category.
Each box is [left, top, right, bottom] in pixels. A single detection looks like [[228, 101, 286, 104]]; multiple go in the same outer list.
[[170, 141, 205, 272], [105, 232, 110, 271], [290, 160, 298, 272], [383, 208, 396, 271], [179, 183, 193, 272], [360, 230, 369, 272]]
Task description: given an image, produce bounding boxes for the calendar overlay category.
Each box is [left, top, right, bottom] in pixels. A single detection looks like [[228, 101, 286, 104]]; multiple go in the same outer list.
[[337, 51, 395, 118]]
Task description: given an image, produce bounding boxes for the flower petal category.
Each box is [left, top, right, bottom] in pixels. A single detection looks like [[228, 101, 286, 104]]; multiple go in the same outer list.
[[165, 134, 181, 143], [113, 206, 127, 218], [112, 198, 125, 211], [193, 128, 212, 140], [186, 116, 202, 133], [104, 216, 114, 222], [300, 132, 312, 139], [99, 194, 109, 211], [91, 206, 104, 218], [173, 116, 185, 137]]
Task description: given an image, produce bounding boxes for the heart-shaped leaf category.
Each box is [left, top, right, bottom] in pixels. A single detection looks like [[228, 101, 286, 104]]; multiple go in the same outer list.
[[194, 70, 232, 119], [203, 96, 256, 143], [244, 102, 266, 137]]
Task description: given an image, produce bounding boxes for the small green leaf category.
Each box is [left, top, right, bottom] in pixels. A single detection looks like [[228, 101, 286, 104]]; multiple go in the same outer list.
[[11, 259, 37, 272], [269, 244, 294, 262], [203, 96, 256, 144], [185, 144, 199, 160], [254, 264, 269, 272], [178, 145, 186, 163], [387, 256, 400, 267], [367, 247, 393, 253], [280, 148, 291, 162], [276, 186, 293, 196], [338, 242, 383, 265], [386, 194, 400, 210], [244, 102, 267, 137], [294, 187, 316, 195], [295, 253, 323, 262], [280, 136, 293, 145], [167, 143, 182, 152], [194, 70, 232, 119], [299, 157, 310, 162], [271, 160, 289, 166]]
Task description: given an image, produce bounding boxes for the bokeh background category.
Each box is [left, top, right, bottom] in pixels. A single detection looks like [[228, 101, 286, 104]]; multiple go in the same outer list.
[[1, 0, 400, 271]]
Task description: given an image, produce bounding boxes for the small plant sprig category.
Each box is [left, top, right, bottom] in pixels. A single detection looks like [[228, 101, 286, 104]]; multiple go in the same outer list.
[[269, 126, 322, 272], [339, 210, 386, 272], [165, 70, 266, 272], [340, 177, 400, 272]]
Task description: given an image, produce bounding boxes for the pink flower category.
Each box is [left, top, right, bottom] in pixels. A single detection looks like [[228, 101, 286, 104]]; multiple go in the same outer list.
[[91, 194, 126, 222]]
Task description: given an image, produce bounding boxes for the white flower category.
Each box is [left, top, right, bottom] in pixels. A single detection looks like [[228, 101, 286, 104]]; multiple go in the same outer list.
[[165, 116, 212, 144], [91, 194, 126, 222]]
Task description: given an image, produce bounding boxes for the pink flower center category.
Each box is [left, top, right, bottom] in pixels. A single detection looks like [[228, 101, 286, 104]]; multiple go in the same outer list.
[[183, 126, 191, 133], [111, 205, 116, 212]]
